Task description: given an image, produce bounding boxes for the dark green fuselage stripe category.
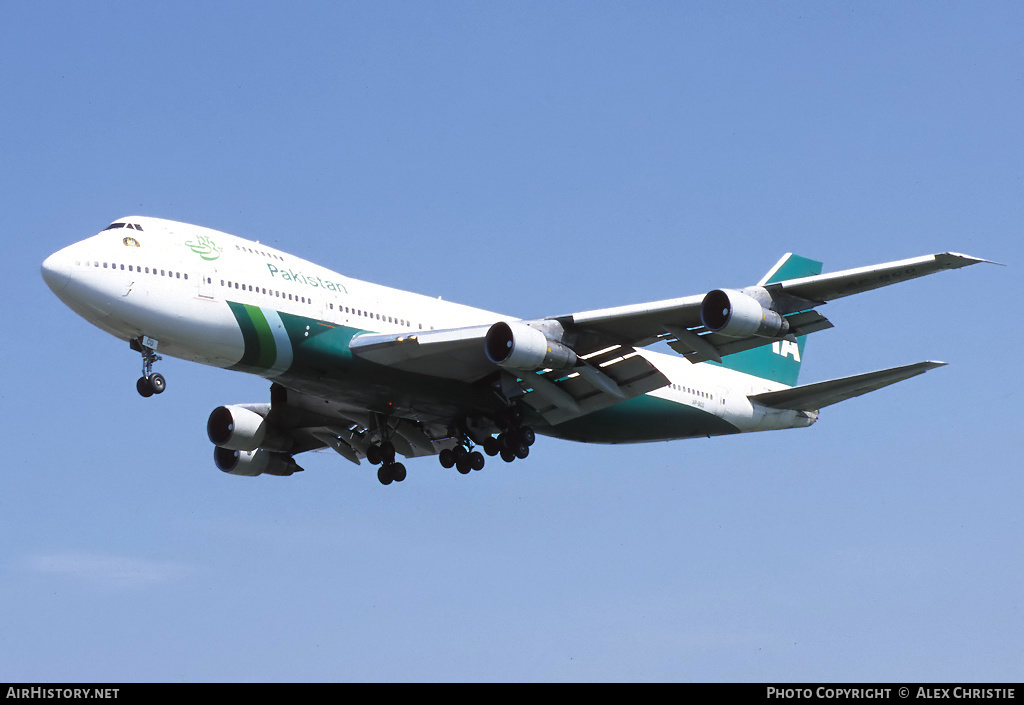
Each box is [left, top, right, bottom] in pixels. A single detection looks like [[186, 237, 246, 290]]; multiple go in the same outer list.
[[549, 394, 740, 443], [247, 305, 277, 370], [227, 301, 276, 372]]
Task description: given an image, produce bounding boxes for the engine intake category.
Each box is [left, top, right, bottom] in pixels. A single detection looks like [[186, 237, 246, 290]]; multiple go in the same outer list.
[[485, 321, 578, 371], [700, 288, 790, 338], [207, 405, 268, 451]]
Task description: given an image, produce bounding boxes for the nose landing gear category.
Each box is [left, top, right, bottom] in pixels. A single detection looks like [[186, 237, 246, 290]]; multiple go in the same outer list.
[[131, 336, 166, 397]]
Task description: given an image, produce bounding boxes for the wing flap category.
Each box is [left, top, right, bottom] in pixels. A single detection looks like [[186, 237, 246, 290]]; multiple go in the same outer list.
[[663, 310, 833, 364], [517, 350, 669, 425], [749, 361, 947, 411]]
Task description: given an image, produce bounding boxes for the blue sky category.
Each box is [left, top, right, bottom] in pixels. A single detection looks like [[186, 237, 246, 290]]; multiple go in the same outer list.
[[2, 1, 1021, 682]]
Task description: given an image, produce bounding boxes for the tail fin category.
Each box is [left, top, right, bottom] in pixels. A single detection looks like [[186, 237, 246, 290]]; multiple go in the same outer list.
[[712, 253, 823, 386]]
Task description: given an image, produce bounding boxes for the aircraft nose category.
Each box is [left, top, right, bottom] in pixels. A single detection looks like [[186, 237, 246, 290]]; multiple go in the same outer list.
[[41, 249, 73, 293]]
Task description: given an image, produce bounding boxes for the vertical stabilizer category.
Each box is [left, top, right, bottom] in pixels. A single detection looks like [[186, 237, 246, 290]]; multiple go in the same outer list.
[[710, 253, 823, 386]]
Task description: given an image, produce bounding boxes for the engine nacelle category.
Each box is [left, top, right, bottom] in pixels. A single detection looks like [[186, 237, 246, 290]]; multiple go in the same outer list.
[[484, 321, 578, 371], [207, 405, 268, 451], [213, 447, 302, 477], [700, 288, 790, 338]]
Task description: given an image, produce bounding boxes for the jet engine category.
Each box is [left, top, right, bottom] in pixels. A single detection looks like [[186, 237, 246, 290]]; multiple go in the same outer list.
[[484, 321, 578, 371], [700, 288, 790, 338], [207, 405, 269, 451], [213, 447, 302, 477]]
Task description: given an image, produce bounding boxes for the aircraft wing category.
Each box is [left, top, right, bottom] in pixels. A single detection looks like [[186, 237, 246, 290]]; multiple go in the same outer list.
[[350, 327, 670, 424], [560, 252, 990, 363], [761, 252, 991, 304], [211, 385, 460, 475], [348, 252, 987, 423], [349, 324, 495, 381]]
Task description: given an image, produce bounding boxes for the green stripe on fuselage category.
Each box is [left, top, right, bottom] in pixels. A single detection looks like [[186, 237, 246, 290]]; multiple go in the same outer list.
[[227, 301, 290, 374], [227, 300, 365, 375], [228, 302, 272, 371], [247, 305, 277, 370]]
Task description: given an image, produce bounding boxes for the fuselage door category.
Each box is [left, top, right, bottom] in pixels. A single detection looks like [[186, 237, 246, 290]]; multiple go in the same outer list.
[[713, 387, 728, 417], [199, 270, 216, 299]]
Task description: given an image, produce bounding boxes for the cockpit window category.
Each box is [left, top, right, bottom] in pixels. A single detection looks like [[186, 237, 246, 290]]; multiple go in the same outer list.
[[103, 222, 144, 231]]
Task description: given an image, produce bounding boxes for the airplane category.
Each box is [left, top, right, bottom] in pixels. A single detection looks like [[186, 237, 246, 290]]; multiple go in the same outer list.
[[41, 216, 991, 485]]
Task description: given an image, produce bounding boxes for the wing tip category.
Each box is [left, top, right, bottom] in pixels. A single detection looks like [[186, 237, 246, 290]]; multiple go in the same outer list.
[[941, 252, 1004, 267]]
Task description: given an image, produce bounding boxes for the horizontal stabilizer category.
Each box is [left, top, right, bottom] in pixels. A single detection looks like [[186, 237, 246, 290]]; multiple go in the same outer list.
[[749, 361, 947, 411]]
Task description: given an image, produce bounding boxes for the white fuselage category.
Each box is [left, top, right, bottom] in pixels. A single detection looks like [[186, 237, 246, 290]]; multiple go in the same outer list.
[[42, 216, 814, 442]]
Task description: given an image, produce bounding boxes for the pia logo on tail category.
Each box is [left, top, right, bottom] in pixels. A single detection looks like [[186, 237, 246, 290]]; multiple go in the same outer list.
[[771, 340, 801, 361]]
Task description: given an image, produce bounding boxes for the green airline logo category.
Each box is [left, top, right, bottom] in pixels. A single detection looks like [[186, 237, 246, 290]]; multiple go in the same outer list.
[[185, 236, 223, 261]]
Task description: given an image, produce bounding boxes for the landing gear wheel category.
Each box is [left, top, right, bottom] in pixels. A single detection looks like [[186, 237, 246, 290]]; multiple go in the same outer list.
[[391, 462, 406, 482], [136, 376, 154, 398], [469, 451, 485, 471], [148, 373, 166, 395], [517, 426, 535, 447], [456, 455, 472, 474], [366, 444, 382, 466], [439, 448, 456, 469], [500, 448, 516, 463], [483, 436, 501, 456], [514, 443, 530, 460], [377, 465, 394, 485]]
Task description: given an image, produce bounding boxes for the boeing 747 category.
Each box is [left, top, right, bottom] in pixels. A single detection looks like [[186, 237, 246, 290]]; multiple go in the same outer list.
[[41, 217, 990, 484]]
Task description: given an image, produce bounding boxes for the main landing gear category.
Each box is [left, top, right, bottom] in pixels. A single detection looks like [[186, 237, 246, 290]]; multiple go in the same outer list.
[[439, 405, 536, 475], [131, 337, 166, 398], [365, 440, 406, 486]]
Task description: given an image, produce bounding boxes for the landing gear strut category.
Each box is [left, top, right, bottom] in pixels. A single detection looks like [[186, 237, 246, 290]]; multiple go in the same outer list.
[[132, 337, 166, 398]]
